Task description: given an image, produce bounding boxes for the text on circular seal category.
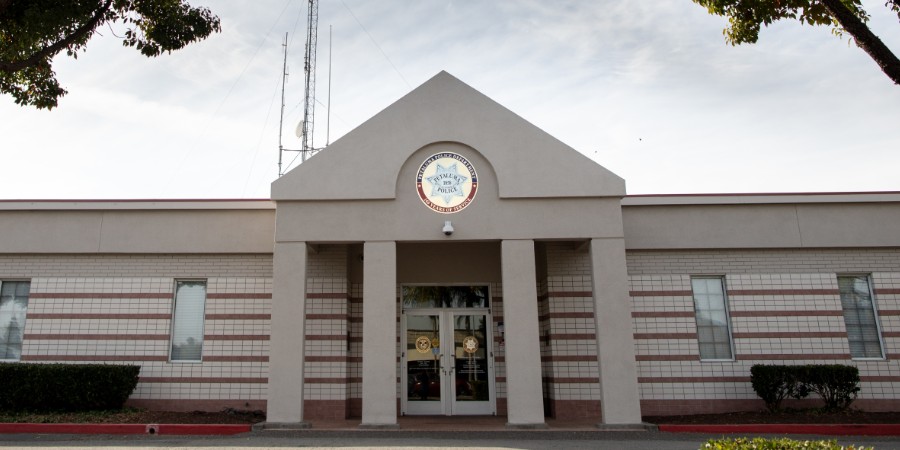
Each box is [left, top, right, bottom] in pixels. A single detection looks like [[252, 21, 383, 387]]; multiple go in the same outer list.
[[416, 152, 478, 214]]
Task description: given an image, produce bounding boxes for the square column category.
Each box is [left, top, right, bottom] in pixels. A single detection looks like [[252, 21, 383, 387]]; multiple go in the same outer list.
[[266, 241, 309, 426], [501, 239, 546, 427], [590, 238, 643, 424], [360, 241, 398, 428]]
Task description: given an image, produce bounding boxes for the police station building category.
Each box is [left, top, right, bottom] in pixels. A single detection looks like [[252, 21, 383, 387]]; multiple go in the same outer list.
[[1, 72, 899, 428]]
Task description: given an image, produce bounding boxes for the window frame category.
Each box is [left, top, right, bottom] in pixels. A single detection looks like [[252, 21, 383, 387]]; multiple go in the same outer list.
[[168, 279, 207, 363], [690, 275, 736, 362], [837, 274, 885, 361], [0, 279, 31, 362]]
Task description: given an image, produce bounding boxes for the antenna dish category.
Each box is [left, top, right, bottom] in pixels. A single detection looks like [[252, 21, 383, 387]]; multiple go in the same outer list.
[[295, 121, 304, 138]]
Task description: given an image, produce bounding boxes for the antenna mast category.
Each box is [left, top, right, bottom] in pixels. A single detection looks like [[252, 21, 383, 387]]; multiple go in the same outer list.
[[299, 0, 319, 163], [278, 0, 323, 177]]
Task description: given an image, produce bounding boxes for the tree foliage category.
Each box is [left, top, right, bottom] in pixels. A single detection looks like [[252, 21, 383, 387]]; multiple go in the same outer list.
[[692, 0, 900, 85], [0, 0, 221, 109]]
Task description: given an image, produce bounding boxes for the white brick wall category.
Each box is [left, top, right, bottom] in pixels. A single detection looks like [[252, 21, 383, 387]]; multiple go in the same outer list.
[[2, 254, 272, 408], [628, 248, 900, 406]]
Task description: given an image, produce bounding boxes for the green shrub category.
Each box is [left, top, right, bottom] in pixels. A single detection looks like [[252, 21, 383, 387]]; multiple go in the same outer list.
[[0, 363, 140, 412], [749, 364, 860, 412], [750, 364, 802, 412], [799, 364, 861, 411], [703, 437, 872, 450]]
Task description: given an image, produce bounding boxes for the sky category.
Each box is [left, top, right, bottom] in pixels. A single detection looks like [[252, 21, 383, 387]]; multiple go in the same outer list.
[[1, 0, 899, 199]]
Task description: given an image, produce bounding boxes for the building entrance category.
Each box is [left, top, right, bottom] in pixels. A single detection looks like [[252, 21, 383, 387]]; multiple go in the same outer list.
[[400, 286, 495, 416]]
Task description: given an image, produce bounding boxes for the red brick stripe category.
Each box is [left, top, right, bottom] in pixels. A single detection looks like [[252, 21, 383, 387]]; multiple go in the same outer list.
[[541, 377, 598, 384], [304, 377, 351, 384], [27, 313, 170, 320], [22, 355, 168, 362], [205, 314, 270, 320], [203, 356, 269, 362], [632, 311, 695, 318], [207, 293, 271, 299], [878, 310, 900, 316], [24, 334, 168, 340], [634, 333, 697, 340], [881, 332, 900, 337], [736, 353, 851, 360], [630, 290, 693, 297], [30, 293, 171, 299], [305, 335, 346, 341], [348, 297, 363, 304], [875, 289, 900, 295], [547, 333, 596, 340], [204, 335, 269, 341], [540, 355, 597, 362], [305, 356, 361, 362], [140, 377, 267, 384], [732, 332, 847, 339], [305, 314, 348, 320], [862, 376, 900, 382], [729, 289, 839, 296], [539, 312, 595, 321], [306, 293, 348, 299], [639, 376, 750, 383], [546, 291, 592, 298], [635, 355, 697, 361], [731, 310, 844, 317]]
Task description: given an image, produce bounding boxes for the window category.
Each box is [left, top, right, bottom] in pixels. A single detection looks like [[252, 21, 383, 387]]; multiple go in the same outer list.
[[838, 275, 884, 359], [170, 280, 206, 362], [0, 281, 30, 360], [691, 277, 734, 360]]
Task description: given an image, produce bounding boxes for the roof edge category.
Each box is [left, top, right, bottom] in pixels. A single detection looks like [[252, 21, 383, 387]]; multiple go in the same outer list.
[[0, 199, 276, 211], [622, 191, 900, 206]]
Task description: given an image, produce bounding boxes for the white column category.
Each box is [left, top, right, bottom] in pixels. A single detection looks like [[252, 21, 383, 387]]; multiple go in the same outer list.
[[501, 239, 546, 427], [360, 241, 398, 428], [590, 238, 643, 424], [266, 241, 309, 426]]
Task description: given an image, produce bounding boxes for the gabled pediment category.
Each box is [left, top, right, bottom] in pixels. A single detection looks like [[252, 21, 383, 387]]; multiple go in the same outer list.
[[272, 71, 624, 201]]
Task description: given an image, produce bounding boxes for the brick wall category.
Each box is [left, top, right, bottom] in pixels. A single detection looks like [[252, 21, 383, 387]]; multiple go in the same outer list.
[[628, 248, 900, 415], [2, 254, 272, 412], [303, 245, 351, 420], [539, 243, 602, 420]]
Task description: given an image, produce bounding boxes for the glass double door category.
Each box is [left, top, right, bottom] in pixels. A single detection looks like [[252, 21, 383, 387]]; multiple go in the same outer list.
[[402, 310, 494, 415]]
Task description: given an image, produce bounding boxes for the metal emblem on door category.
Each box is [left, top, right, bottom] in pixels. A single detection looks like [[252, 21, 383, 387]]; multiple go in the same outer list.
[[462, 335, 479, 354], [415, 336, 432, 353]]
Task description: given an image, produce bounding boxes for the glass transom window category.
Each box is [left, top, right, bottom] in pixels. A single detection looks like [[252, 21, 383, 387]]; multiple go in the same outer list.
[[402, 286, 489, 309]]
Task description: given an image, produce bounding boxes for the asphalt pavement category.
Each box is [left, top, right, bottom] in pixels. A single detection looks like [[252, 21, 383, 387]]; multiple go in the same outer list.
[[3, 430, 900, 450]]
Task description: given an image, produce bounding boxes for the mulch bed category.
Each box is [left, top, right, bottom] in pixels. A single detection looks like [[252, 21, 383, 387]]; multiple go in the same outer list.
[[0, 409, 266, 424], [645, 410, 900, 425]]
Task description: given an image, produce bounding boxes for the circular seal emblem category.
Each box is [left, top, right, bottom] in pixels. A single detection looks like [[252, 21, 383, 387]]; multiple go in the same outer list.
[[462, 336, 479, 354], [416, 152, 478, 214], [415, 336, 432, 354]]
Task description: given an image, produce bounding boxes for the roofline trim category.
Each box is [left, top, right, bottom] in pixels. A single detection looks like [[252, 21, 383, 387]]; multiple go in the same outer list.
[[623, 191, 900, 206], [0, 199, 276, 211]]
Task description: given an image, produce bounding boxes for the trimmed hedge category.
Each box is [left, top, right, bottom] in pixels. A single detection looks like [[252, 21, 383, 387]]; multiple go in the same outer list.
[[0, 363, 140, 412], [703, 437, 872, 450], [750, 364, 860, 412]]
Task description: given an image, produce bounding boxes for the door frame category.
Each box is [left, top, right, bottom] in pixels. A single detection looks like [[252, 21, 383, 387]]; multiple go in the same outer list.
[[400, 284, 496, 416]]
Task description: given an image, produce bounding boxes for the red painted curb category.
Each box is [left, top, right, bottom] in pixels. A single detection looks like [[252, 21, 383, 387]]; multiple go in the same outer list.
[[659, 424, 900, 436], [0, 423, 251, 435]]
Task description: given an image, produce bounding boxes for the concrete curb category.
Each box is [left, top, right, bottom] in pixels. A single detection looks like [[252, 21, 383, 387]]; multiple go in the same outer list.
[[658, 424, 900, 436], [0, 423, 252, 435]]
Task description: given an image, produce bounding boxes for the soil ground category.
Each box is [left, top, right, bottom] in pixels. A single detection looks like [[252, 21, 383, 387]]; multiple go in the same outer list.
[[0, 408, 265, 424], [3, 408, 899, 425], [644, 409, 900, 425]]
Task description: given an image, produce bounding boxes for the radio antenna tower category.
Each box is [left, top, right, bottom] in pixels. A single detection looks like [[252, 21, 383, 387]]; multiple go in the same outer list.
[[278, 0, 324, 177]]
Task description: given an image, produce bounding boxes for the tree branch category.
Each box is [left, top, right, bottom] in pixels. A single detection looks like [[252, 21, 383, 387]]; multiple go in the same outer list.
[[821, 0, 900, 84], [0, 0, 113, 73]]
